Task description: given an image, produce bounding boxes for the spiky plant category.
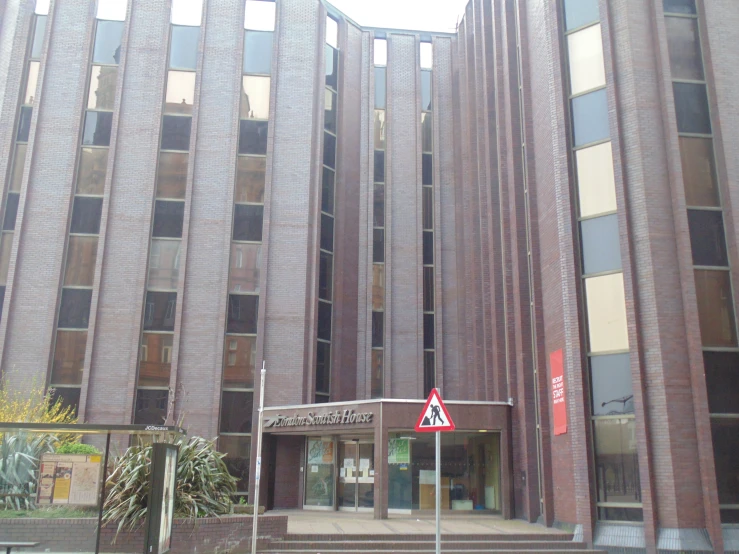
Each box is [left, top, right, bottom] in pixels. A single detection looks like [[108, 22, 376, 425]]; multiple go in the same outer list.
[[102, 436, 237, 538], [0, 431, 57, 510]]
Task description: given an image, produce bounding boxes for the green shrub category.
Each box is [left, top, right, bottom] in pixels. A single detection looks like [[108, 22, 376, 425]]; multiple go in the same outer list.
[[0, 431, 57, 510], [55, 443, 100, 455]]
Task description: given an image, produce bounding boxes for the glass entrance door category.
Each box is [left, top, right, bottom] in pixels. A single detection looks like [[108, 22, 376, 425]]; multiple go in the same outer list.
[[337, 440, 374, 511]]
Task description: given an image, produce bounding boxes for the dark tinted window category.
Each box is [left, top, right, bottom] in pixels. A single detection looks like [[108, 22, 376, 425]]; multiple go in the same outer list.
[[373, 229, 384, 263], [665, 17, 703, 81], [220, 391, 254, 433], [590, 353, 634, 415], [58, 288, 93, 329], [161, 115, 192, 151], [320, 214, 334, 252], [674, 83, 711, 134], [326, 45, 339, 90], [423, 313, 435, 349], [423, 266, 434, 312], [77, 147, 108, 195], [423, 231, 434, 265], [82, 111, 113, 146], [319, 252, 333, 301], [31, 16, 47, 60], [170, 25, 200, 70], [0, 286, 5, 320], [143, 291, 177, 331], [323, 132, 336, 169], [322, 167, 335, 214], [244, 31, 273, 75], [564, 0, 600, 30], [92, 21, 123, 64], [704, 351, 739, 414], [219, 435, 250, 492], [680, 137, 718, 207], [227, 294, 259, 334], [422, 153, 433, 185], [581, 214, 622, 274], [422, 113, 432, 152], [236, 156, 266, 203], [233, 204, 263, 242], [374, 67, 386, 109], [3, 193, 19, 231], [373, 185, 384, 228], [423, 351, 435, 397], [695, 269, 737, 347], [594, 418, 641, 504], [17, 106, 32, 142], [711, 419, 739, 505], [239, 120, 268, 155], [316, 342, 330, 394], [372, 311, 383, 348], [423, 187, 433, 230], [152, 200, 185, 238], [597, 507, 643, 522], [374, 150, 385, 183], [134, 389, 168, 425], [572, 88, 609, 147], [325, 89, 337, 134], [156, 152, 188, 199], [421, 70, 432, 111], [50, 387, 80, 417], [663, 0, 696, 14], [70, 196, 103, 234], [317, 300, 332, 341], [688, 210, 727, 266]]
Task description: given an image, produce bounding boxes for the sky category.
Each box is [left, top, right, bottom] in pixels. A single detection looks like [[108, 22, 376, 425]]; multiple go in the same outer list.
[[326, 0, 470, 33]]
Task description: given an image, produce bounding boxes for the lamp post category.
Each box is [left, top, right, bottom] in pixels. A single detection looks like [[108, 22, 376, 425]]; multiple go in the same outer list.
[[251, 362, 266, 554]]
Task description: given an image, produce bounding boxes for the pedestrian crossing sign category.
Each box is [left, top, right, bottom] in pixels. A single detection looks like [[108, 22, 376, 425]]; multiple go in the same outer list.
[[414, 388, 455, 432]]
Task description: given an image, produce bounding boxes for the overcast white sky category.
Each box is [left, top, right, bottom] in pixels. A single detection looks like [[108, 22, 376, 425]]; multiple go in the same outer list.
[[327, 0, 469, 33]]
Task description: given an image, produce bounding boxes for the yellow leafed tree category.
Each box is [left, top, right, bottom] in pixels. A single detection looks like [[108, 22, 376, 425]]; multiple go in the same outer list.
[[0, 380, 77, 429]]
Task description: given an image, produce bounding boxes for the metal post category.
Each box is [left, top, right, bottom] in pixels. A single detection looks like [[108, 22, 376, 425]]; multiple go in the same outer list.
[[95, 432, 111, 554], [435, 430, 440, 554], [251, 362, 267, 554]]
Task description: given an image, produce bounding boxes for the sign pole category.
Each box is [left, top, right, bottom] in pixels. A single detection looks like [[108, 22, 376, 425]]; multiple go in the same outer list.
[[435, 429, 441, 554], [251, 362, 266, 554]]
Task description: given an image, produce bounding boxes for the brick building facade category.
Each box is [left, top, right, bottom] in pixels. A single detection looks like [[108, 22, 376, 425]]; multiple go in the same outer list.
[[0, 0, 737, 552]]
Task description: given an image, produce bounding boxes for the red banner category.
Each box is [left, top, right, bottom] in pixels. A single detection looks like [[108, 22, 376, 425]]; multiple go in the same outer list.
[[550, 349, 567, 436]]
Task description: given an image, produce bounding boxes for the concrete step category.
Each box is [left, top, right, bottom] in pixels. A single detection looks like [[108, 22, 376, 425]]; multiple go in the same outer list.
[[280, 534, 575, 542], [261, 550, 605, 554], [268, 540, 589, 551]]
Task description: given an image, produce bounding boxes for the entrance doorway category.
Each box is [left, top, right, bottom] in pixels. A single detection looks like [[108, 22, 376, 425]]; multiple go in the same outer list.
[[337, 440, 374, 511]]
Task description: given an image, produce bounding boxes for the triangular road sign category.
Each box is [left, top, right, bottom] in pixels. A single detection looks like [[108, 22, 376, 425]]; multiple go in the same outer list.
[[415, 388, 455, 432]]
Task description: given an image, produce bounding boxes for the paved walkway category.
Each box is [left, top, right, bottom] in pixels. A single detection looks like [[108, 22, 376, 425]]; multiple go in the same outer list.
[[270, 510, 567, 536]]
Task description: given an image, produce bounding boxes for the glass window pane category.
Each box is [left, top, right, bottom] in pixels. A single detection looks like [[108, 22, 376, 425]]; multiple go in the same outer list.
[[241, 76, 270, 120], [322, 167, 335, 214], [51, 330, 86, 385], [143, 291, 177, 331], [77, 147, 108, 195], [16, 106, 32, 142], [324, 89, 337, 134], [585, 272, 629, 352], [680, 137, 718, 207], [233, 204, 264, 242], [373, 185, 384, 228], [320, 213, 334, 252], [422, 187, 433, 230], [688, 210, 728, 266], [50, 387, 81, 417], [421, 70, 432, 111], [152, 200, 185, 238], [422, 153, 433, 185], [64, 235, 98, 287], [31, 16, 47, 59], [164, 71, 195, 115], [423, 231, 434, 265], [223, 335, 256, 388], [324, 132, 336, 169], [326, 16, 339, 48], [326, 45, 339, 90], [597, 507, 644, 522], [70, 197, 103, 235], [703, 351, 739, 414], [373, 229, 384, 263], [374, 38, 387, 66], [423, 266, 434, 312], [220, 435, 250, 493], [319, 251, 333, 300], [97, 0, 127, 21], [244, 31, 273, 75], [420, 42, 433, 69], [58, 288, 93, 329], [710, 419, 739, 505], [576, 142, 617, 218], [572, 88, 609, 147], [227, 294, 259, 334], [581, 214, 622, 275], [590, 353, 634, 415], [372, 264, 384, 311], [568, 24, 605, 96], [134, 389, 168, 425], [422, 112, 432, 153], [245, 0, 276, 31], [318, 300, 332, 341], [220, 391, 254, 433], [564, 0, 599, 30], [0, 233, 13, 286], [82, 111, 113, 146], [374, 110, 386, 150], [695, 269, 737, 347], [171, 0, 203, 26], [423, 313, 435, 349], [374, 67, 386, 109], [665, 17, 703, 80], [92, 21, 123, 64], [372, 311, 384, 348], [316, 341, 330, 394], [673, 83, 711, 134], [161, 115, 192, 151], [87, 65, 118, 110], [9, 144, 27, 193], [374, 150, 384, 183], [24, 62, 40, 105], [594, 418, 641, 504], [156, 152, 188, 199], [236, 156, 266, 203], [238, 120, 269, 155], [424, 351, 435, 397], [170, 25, 200, 70], [371, 349, 383, 398], [138, 333, 173, 387], [663, 0, 696, 15], [3, 194, 19, 231], [229, 242, 261, 293], [148, 239, 181, 290]]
